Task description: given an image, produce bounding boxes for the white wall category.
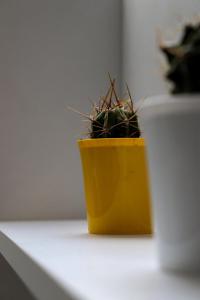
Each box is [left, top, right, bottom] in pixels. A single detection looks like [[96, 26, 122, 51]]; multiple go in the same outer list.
[[0, 0, 121, 220], [122, 0, 200, 99]]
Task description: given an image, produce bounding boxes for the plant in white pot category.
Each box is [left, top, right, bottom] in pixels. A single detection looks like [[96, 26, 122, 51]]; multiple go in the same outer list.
[[139, 22, 200, 273]]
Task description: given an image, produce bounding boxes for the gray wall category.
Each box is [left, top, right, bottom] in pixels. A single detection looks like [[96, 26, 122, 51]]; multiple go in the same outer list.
[[2, 0, 200, 220], [0, 0, 121, 220], [122, 0, 200, 99]]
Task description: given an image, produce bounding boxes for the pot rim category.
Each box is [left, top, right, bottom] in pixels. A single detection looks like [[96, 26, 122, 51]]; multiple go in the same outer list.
[[78, 137, 144, 148], [139, 94, 200, 118]]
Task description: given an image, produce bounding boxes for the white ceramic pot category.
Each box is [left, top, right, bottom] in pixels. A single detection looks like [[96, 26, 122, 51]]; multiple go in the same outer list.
[[139, 94, 200, 273]]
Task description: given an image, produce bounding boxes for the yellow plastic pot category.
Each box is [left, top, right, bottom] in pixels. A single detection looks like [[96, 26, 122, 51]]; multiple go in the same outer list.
[[78, 138, 152, 234]]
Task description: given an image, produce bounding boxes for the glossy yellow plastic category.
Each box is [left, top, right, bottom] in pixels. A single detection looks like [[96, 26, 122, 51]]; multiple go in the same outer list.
[[78, 138, 152, 234]]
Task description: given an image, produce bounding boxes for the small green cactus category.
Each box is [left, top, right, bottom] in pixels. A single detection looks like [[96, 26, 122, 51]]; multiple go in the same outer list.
[[90, 76, 140, 138], [70, 75, 140, 138], [160, 23, 200, 94]]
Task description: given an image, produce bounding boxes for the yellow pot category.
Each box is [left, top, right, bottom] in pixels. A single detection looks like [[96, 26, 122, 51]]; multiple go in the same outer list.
[[78, 138, 152, 234]]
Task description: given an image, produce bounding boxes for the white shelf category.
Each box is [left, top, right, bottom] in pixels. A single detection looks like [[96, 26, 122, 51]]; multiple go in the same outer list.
[[0, 220, 200, 300]]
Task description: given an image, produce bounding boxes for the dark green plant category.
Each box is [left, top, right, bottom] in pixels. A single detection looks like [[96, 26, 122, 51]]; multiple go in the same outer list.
[[70, 75, 140, 138], [160, 23, 200, 94]]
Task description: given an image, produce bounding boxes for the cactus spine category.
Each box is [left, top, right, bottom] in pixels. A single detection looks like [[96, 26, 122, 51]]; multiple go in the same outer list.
[[90, 76, 140, 138]]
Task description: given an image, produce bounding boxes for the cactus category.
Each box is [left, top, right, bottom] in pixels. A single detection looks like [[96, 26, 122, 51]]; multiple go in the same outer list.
[[70, 76, 140, 138], [90, 76, 140, 138], [160, 23, 200, 94]]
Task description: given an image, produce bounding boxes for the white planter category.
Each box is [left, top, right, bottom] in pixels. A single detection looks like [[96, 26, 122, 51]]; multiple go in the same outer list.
[[139, 94, 200, 273]]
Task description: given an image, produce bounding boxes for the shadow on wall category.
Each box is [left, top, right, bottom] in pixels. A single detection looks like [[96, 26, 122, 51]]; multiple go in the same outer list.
[[0, 0, 121, 221]]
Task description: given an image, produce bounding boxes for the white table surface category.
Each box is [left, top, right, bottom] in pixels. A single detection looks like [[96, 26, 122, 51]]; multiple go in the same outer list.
[[0, 220, 200, 300]]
